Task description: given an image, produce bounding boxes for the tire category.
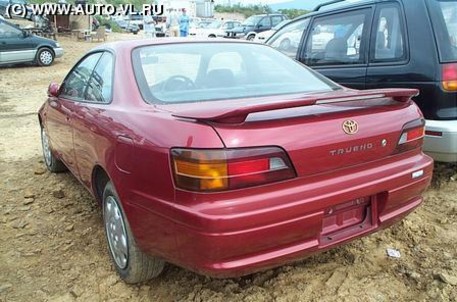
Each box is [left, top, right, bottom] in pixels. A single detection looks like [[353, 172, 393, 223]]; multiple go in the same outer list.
[[208, 34, 216, 38], [41, 126, 67, 173], [103, 181, 165, 283], [36, 48, 54, 66], [247, 34, 255, 41]]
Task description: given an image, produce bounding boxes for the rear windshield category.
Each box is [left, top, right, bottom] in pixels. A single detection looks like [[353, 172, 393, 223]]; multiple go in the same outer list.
[[132, 42, 339, 104], [428, 0, 457, 62]]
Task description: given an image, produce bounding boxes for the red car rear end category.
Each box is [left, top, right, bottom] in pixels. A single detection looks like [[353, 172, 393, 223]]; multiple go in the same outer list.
[[40, 40, 433, 282], [127, 89, 433, 277]]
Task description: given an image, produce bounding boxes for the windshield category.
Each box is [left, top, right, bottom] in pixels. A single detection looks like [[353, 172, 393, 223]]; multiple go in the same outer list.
[[243, 16, 262, 26], [206, 21, 222, 29], [428, 0, 457, 62], [132, 43, 339, 104]]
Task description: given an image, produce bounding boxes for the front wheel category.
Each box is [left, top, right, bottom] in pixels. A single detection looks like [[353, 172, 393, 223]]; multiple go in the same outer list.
[[41, 127, 66, 173], [103, 181, 165, 283], [247, 34, 255, 41], [36, 48, 55, 66]]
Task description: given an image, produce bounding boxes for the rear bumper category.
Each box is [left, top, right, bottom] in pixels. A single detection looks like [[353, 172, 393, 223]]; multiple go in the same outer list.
[[424, 119, 457, 162], [128, 152, 433, 277]]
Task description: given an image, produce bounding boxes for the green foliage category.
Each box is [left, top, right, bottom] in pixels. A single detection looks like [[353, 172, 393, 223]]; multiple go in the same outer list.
[[214, 4, 272, 18], [278, 8, 310, 19]]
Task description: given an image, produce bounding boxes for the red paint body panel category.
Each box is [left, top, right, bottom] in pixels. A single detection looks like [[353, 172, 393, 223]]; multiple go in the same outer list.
[[38, 39, 433, 278]]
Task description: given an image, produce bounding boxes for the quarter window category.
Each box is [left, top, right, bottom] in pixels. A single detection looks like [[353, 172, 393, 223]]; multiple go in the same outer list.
[[85, 52, 114, 103], [268, 18, 309, 58], [60, 52, 102, 101], [304, 9, 370, 66], [372, 5, 406, 61]]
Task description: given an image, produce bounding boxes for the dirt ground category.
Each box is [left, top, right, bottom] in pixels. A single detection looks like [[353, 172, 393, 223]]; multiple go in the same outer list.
[[1, 33, 457, 302]]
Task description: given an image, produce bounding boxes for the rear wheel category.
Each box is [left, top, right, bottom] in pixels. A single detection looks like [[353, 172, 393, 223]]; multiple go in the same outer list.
[[41, 127, 66, 173], [103, 181, 165, 283], [36, 48, 54, 66]]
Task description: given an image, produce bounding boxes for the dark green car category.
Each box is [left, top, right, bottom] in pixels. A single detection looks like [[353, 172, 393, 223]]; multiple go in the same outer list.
[[0, 18, 63, 66]]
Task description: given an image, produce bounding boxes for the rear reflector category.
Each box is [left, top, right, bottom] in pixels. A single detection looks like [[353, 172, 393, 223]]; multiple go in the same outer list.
[[171, 147, 296, 192], [425, 130, 443, 137], [442, 63, 457, 91]]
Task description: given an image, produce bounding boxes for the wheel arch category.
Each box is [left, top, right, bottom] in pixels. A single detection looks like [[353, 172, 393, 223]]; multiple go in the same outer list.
[[37, 45, 55, 56], [92, 165, 111, 204]]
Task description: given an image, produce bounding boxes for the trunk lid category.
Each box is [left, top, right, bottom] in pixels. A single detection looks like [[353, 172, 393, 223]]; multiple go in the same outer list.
[[170, 89, 422, 176]]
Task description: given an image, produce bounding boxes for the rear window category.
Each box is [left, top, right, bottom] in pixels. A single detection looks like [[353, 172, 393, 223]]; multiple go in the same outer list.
[[428, 0, 457, 62], [132, 42, 339, 104]]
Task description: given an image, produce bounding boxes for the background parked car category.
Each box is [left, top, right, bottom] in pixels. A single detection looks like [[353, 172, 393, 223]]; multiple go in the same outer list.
[[190, 19, 241, 38], [267, 0, 457, 162], [254, 19, 290, 43], [127, 13, 143, 30], [114, 19, 139, 35], [225, 13, 288, 40], [0, 18, 63, 66]]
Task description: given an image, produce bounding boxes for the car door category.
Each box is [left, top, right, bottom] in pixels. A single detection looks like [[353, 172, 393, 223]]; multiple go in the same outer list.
[[256, 16, 272, 33], [365, 3, 410, 90], [0, 21, 35, 64], [45, 52, 103, 175], [298, 7, 373, 89], [71, 52, 114, 188]]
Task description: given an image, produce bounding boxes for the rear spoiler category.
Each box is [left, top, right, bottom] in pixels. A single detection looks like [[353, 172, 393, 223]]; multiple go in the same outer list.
[[172, 88, 419, 124]]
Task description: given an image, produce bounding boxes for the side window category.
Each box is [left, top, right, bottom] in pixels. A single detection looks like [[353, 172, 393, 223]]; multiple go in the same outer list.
[[271, 16, 284, 27], [304, 9, 370, 66], [258, 17, 271, 28], [268, 18, 310, 58], [372, 5, 406, 61], [85, 52, 114, 103], [60, 52, 102, 101], [0, 22, 22, 39]]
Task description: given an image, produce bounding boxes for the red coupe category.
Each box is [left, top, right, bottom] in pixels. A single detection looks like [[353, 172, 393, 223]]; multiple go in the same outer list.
[[39, 39, 433, 283]]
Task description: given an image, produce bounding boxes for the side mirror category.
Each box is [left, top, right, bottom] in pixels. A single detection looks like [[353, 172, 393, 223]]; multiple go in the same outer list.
[[48, 82, 60, 97], [22, 30, 30, 38]]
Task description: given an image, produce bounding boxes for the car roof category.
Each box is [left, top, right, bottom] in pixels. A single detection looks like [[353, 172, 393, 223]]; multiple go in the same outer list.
[[93, 38, 257, 53], [293, 0, 400, 20], [251, 13, 285, 17]]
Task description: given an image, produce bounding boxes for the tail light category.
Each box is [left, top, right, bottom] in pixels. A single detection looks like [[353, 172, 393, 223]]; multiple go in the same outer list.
[[171, 147, 296, 192], [442, 63, 457, 91], [396, 119, 425, 153]]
